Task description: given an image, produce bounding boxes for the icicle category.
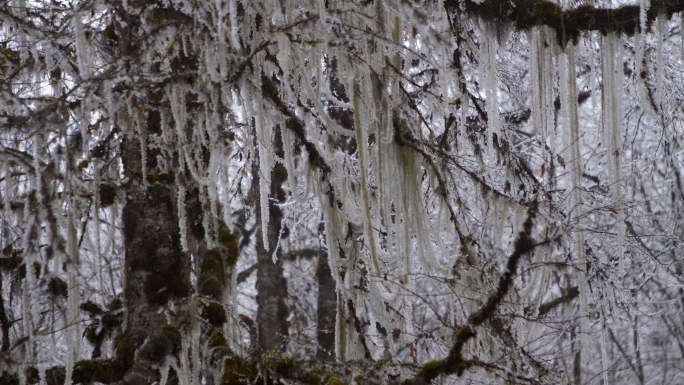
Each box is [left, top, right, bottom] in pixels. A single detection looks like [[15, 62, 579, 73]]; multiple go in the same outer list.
[[94, 166, 104, 296], [352, 79, 381, 275], [20, 212, 36, 376], [380, 15, 403, 242], [681, 14, 684, 63], [601, 32, 626, 279], [21, 135, 47, 367], [561, 43, 591, 373], [223, 267, 239, 355], [177, 181, 188, 252], [276, 33, 291, 101], [282, 125, 298, 196], [168, 85, 188, 145], [14, 0, 28, 63], [73, 10, 91, 79], [529, 27, 555, 143], [601, 300, 610, 385], [480, 19, 499, 150], [190, 321, 201, 385], [139, 134, 148, 186], [1, 164, 11, 233], [529, 29, 542, 137], [203, 40, 220, 84], [656, 12, 666, 111], [106, 198, 118, 294], [181, 147, 209, 186], [221, 167, 233, 229], [128, 100, 149, 185], [174, 333, 191, 385], [312, 7, 326, 103], [64, 204, 81, 385], [17, 369, 26, 385], [341, 237, 366, 361], [398, 146, 438, 274], [207, 153, 221, 243], [213, 0, 228, 79], [159, 361, 170, 385], [254, 98, 272, 253], [37, 365, 46, 385]]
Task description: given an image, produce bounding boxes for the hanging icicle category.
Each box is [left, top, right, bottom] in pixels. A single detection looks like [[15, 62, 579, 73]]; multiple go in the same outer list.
[[177, 180, 189, 252], [64, 203, 81, 385], [561, 42, 592, 375], [281, 125, 298, 197], [656, 12, 667, 111], [20, 211, 36, 384], [601, 32, 626, 279], [93, 167, 105, 293], [520, 26, 554, 308], [254, 97, 273, 253], [398, 144, 438, 274], [352, 78, 381, 275], [73, 9, 91, 79], [228, 0, 241, 51], [529, 27, 555, 142], [480, 19, 499, 151], [681, 13, 684, 64]]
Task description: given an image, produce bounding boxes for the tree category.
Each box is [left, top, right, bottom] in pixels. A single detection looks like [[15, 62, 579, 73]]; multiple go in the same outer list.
[[1, 0, 684, 385]]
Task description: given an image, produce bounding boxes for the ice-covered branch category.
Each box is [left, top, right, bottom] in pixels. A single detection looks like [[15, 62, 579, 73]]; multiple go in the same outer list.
[[451, 0, 684, 44], [403, 203, 539, 385]]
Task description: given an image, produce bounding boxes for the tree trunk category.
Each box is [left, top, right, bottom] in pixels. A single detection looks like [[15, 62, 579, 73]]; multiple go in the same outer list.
[[118, 127, 191, 383], [316, 250, 336, 360], [254, 125, 289, 351]]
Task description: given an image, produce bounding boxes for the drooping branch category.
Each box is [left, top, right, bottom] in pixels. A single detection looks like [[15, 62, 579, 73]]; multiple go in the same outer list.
[[450, 0, 684, 44]]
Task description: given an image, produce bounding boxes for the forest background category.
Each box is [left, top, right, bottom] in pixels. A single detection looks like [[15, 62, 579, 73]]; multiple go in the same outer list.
[[1, 1, 684, 385]]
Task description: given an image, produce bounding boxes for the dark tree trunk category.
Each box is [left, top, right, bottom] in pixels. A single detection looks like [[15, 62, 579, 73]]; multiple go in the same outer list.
[[121, 132, 191, 340], [109, 3, 191, 352], [254, 125, 289, 351], [118, 100, 191, 385], [186, 182, 239, 369], [316, 250, 336, 360]]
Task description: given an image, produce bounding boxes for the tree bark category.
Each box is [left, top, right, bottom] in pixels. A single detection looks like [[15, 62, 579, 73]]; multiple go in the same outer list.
[[254, 124, 289, 351], [316, 250, 336, 360], [121, 123, 190, 343], [114, 6, 193, 374]]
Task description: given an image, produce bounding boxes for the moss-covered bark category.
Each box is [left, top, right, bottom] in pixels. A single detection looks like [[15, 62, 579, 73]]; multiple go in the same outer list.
[[450, 0, 684, 45], [113, 5, 192, 385]]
